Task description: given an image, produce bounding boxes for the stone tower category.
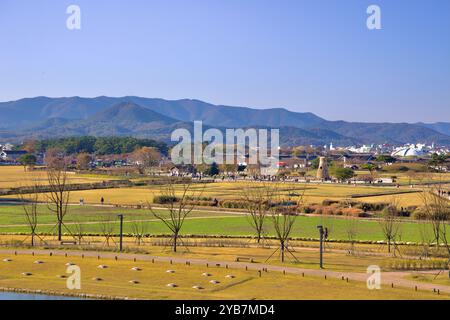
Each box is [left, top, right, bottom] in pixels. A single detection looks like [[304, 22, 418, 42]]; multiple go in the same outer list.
[[316, 156, 330, 180]]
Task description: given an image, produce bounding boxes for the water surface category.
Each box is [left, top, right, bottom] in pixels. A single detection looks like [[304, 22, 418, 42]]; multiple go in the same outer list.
[[0, 292, 84, 300]]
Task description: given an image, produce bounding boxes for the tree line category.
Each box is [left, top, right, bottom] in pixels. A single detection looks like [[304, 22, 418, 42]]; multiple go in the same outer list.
[[31, 136, 168, 155]]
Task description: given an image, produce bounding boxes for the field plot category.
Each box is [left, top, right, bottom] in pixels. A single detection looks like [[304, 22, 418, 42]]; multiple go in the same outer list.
[[2, 181, 421, 207], [0, 253, 446, 300], [0, 204, 436, 242], [0, 166, 118, 189], [0, 166, 432, 208]]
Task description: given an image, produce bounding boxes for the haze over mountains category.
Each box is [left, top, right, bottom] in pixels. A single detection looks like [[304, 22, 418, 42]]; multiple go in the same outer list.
[[0, 96, 449, 146]]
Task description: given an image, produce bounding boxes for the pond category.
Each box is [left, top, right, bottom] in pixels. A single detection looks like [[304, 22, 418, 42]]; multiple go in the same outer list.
[[0, 292, 85, 300]]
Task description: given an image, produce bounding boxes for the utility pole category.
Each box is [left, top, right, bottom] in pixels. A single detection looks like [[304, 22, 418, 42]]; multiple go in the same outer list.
[[118, 214, 124, 252]]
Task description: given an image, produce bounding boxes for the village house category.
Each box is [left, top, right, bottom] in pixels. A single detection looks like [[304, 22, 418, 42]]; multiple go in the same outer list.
[[0, 150, 28, 162]]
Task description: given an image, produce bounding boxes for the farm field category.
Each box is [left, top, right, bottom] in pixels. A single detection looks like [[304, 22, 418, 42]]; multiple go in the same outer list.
[[0, 253, 446, 300], [354, 192, 424, 207], [2, 181, 423, 207], [0, 166, 118, 188], [0, 166, 439, 209]]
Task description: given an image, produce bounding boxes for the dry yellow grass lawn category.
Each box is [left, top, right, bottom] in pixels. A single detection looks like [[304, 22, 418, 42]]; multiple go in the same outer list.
[[0, 166, 116, 188], [0, 253, 446, 300], [17, 187, 155, 205], [0, 167, 428, 210], [4, 180, 420, 207], [354, 192, 424, 207]]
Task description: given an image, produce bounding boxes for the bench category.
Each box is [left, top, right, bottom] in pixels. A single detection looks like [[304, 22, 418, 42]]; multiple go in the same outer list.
[[235, 257, 254, 263], [60, 241, 77, 245]]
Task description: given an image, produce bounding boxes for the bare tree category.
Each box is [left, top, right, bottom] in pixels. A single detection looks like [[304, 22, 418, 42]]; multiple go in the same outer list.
[[76, 153, 92, 170], [72, 217, 85, 245], [18, 184, 40, 246], [405, 170, 417, 186], [130, 147, 161, 175], [242, 183, 274, 244], [46, 167, 71, 241], [379, 198, 401, 254], [345, 217, 359, 255], [268, 184, 304, 262], [440, 221, 450, 273], [418, 220, 434, 258], [149, 179, 202, 252], [419, 182, 450, 267], [131, 219, 148, 246], [99, 216, 116, 247]]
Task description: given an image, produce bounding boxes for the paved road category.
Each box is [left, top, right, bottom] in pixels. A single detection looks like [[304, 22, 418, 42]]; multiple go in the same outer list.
[[0, 248, 448, 295]]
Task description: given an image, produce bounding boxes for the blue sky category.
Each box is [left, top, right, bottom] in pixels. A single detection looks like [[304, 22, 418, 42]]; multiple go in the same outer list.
[[0, 0, 449, 122]]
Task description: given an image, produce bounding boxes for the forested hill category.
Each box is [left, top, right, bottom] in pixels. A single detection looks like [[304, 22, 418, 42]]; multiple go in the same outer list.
[[34, 136, 169, 155]]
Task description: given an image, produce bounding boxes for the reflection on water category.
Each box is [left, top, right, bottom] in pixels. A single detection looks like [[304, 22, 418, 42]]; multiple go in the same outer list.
[[0, 292, 84, 300]]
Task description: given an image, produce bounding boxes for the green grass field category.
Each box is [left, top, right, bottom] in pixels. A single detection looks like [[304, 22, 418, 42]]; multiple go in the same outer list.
[[0, 204, 436, 243]]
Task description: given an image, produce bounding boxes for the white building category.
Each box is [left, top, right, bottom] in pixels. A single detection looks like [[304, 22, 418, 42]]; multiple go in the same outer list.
[[391, 144, 427, 157]]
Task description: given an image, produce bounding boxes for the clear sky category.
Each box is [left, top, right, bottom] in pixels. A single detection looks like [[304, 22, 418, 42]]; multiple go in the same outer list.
[[1, 0, 449, 123]]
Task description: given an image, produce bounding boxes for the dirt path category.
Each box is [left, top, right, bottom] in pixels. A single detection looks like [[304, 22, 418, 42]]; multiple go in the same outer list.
[[0, 248, 448, 295]]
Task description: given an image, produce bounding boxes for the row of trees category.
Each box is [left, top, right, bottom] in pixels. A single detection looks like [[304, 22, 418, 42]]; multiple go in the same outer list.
[[148, 181, 302, 262], [19, 145, 163, 172], [241, 184, 302, 262], [27, 136, 168, 155]]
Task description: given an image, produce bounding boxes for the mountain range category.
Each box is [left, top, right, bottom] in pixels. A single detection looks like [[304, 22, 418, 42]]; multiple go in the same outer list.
[[0, 96, 449, 147]]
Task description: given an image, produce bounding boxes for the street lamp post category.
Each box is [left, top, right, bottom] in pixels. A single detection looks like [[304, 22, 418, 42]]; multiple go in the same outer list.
[[118, 214, 124, 252], [317, 226, 324, 269], [317, 225, 328, 269]]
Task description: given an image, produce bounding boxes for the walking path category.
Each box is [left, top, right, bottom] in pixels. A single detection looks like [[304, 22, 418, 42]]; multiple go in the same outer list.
[[0, 248, 448, 295]]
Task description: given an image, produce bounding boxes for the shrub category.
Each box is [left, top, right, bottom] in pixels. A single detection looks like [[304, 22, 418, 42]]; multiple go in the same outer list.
[[381, 205, 400, 218], [397, 206, 416, 217], [412, 207, 427, 220], [153, 195, 178, 204], [322, 207, 335, 215], [356, 202, 389, 212], [405, 205, 418, 212], [342, 208, 367, 217], [338, 200, 359, 207], [185, 200, 216, 207], [322, 199, 340, 206], [309, 205, 343, 216], [186, 196, 213, 201], [302, 206, 315, 214], [219, 200, 248, 209]]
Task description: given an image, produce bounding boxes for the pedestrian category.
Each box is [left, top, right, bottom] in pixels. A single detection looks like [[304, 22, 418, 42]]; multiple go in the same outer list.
[[101, 197, 104, 205]]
